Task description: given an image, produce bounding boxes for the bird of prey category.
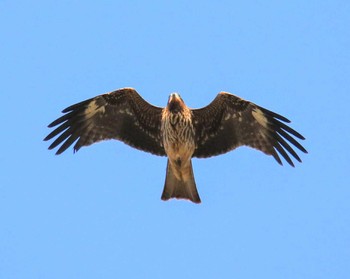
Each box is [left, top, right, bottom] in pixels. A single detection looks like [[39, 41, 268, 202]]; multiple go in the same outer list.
[[44, 88, 307, 203]]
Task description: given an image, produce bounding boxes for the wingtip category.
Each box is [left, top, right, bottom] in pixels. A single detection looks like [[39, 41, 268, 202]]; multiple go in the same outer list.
[[259, 106, 291, 123], [47, 122, 55, 128], [61, 107, 71, 113], [299, 145, 308, 154]]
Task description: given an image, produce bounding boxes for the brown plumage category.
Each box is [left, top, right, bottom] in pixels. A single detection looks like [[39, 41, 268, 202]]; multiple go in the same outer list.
[[44, 87, 307, 203], [161, 93, 200, 203]]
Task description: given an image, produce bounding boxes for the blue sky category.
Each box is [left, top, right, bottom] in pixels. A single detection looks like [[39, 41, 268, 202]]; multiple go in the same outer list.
[[1, 0, 349, 278]]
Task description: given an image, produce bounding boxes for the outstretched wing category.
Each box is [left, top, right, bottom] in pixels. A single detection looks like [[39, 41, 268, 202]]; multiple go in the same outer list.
[[44, 88, 166, 156], [192, 92, 307, 166]]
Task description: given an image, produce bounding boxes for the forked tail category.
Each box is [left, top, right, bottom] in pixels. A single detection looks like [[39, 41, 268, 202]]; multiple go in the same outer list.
[[161, 159, 201, 204]]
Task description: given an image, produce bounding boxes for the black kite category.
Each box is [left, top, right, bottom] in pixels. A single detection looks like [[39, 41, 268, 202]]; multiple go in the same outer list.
[[44, 88, 307, 203]]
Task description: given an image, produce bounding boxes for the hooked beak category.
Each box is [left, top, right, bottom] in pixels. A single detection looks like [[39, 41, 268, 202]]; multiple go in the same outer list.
[[167, 93, 184, 113], [168, 93, 182, 103]]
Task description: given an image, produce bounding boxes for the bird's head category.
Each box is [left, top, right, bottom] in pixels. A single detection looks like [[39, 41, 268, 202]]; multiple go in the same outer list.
[[167, 93, 185, 113]]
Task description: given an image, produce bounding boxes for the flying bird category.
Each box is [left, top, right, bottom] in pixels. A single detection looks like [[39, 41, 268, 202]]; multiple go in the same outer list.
[[44, 88, 307, 203]]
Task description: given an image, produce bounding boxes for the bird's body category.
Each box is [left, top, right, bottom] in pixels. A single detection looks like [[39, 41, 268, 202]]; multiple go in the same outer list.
[[45, 88, 307, 203], [161, 93, 200, 202]]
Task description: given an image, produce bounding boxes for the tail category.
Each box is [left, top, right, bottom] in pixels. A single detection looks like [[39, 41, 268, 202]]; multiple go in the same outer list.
[[161, 159, 201, 204]]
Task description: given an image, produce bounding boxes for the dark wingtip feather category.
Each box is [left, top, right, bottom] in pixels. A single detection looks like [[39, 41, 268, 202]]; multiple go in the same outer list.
[[45, 98, 93, 153], [265, 117, 307, 166], [62, 98, 92, 113], [55, 147, 66, 155], [273, 141, 295, 167], [292, 130, 305, 140], [47, 110, 77, 128], [272, 151, 283, 166], [272, 119, 305, 140], [48, 120, 58, 128], [62, 103, 80, 113], [274, 133, 302, 163], [48, 144, 55, 150], [259, 106, 291, 123], [276, 128, 308, 154]]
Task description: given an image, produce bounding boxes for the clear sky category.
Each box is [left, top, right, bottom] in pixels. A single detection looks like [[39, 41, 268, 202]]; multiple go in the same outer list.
[[1, 1, 349, 278]]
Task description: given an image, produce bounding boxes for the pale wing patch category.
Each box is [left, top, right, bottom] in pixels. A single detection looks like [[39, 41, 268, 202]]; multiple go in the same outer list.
[[252, 108, 268, 128], [118, 108, 133, 116], [85, 100, 106, 118], [224, 111, 243, 122], [224, 113, 231, 121]]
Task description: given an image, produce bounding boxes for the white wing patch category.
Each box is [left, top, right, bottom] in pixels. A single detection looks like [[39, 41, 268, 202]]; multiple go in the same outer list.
[[252, 108, 268, 128], [85, 100, 105, 118], [224, 113, 231, 121], [224, 112, 243, 121]]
